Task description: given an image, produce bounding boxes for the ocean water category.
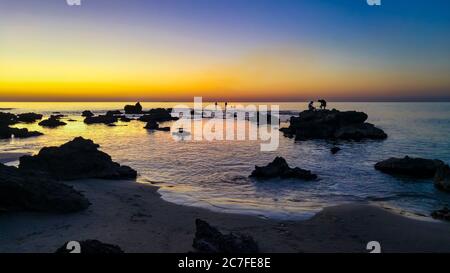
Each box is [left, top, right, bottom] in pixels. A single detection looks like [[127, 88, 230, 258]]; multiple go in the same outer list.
[[1, 102, 450, 220]]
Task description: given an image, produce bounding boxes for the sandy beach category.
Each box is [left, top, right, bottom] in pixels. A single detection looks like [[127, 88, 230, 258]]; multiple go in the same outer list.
[[1, 177, 450, 253]]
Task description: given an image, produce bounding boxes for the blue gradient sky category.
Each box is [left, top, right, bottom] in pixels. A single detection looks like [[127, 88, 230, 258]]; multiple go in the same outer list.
[[0, 0, 449, 101]]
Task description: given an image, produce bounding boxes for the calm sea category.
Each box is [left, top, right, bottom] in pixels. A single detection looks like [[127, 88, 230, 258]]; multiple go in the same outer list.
[[1, 102, 450, 220]]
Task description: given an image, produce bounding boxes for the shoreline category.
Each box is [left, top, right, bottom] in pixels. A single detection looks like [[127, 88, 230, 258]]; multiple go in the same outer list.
[[2, 178, 450, 253]]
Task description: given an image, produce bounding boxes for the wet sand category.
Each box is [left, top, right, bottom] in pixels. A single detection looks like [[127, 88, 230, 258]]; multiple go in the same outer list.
[[1, 179, 450, 253]]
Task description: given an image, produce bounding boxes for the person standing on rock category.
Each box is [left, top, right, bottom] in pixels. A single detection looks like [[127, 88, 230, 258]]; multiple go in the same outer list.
[[308, 101, 316, 111], [318, 99, 327, 110]]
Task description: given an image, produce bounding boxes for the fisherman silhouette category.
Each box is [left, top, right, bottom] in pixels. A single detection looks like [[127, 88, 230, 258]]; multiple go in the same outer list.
[[318, 99, 327, 110], [308, 101, 316, 111]]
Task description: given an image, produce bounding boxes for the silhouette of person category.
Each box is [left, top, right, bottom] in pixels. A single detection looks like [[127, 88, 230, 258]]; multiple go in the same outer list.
[[308, 101, 316, 111], [318, 99, 327, 110]]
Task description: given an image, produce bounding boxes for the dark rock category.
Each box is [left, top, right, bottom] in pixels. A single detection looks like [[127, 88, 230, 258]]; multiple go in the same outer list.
[[334, 123, 387, 140], [106, 110, 122, 116], [331, 147, 341, 154], [143, 120, 170, 131], [84, 115, 118, 125], [81, 110, 94, 117], [124, 102, 143, 114], [0, 112, 18, 126], [19, 137, 137, 180], [193, 219, 259, 253], [50, 114, 66, 119], [0, 125, 43, 139], [119, 116, 131, 122], [374, 156, 444, 178], [431, 207, 450, 221], [286, 109, 387, 141], [17, 113, 43, 123], [250, 157, 317, 181], [144, 120, 159, 130], [139, 108, 178, 122], [39, 117, 67, 128], [0, 163, 90, 213], [434, 164, 450, 192], [56, 240, 124, 254]]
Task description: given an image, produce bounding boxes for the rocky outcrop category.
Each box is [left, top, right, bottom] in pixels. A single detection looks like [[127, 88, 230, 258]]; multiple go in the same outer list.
[[106, 110, 122, 116], [0, 112, 18, 126], [81, 110, 94, 117], [284, 109, 387, 141], [139, 108, 178, 123], [19, 137, 137, 180], [84, 115, 118, 125], [375, 156, 444, 178], [0, 125, 43, 139], [193, 219, 259, 253], [124, 102, 143, 114], [250, 157, 317, 180], [434, 164, 450, 192], [56, 240, 124, 253], [0, 163, 90, 213], [431, 207, 450, 222], [17, 113, 43, 123], [39, 116, 67, 128]]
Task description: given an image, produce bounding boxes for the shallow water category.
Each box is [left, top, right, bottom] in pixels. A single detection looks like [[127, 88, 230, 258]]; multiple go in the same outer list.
[[1, 102, 450, 220]]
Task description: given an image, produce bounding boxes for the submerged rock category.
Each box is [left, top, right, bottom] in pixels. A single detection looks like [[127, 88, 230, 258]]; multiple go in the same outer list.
[[431, 207, 450, 222], [81, 110, 94, 117], [56, 240, 124, 254], [39, 116, 67, 128], [330, 146, 341, 154], [0, 125, 43, 139], [19, 137, 137, 180], [84, 115, 118, 125], [119, 116, 131, 122], [0, 163, 90, 213], [193, 219, 259, 253], [374, 156, 444, 178], [17, 113, 43, 123], [434, 164, 450, 192], [124, 102, 143, 114], [285, 109, 387, 141], [250, 157, 317, 180]]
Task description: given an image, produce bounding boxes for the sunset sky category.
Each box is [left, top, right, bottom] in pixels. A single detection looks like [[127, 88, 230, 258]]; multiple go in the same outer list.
[[0, 0, 449, 101]]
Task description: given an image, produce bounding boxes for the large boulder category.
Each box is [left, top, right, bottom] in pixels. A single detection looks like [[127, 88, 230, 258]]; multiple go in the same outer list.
[[250, 157, 317, 180], [0, 112, 18, 126], [0, 163, 90, 213], [285, 109, 386, 141], [17, 113, 43, 123], [39, 116, 67, 128], [81, 110, 94, 117], [139, 108, 178, 123], [84, 115, 118, 125], [56, 240, 124, 254], [19, 137, 137, 180], [374, 156, 444, 178], [0, 124, 43, 139], [434, 164, 450, 192], [124, 102, 143, 114], [193, 219, 259, 253]]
